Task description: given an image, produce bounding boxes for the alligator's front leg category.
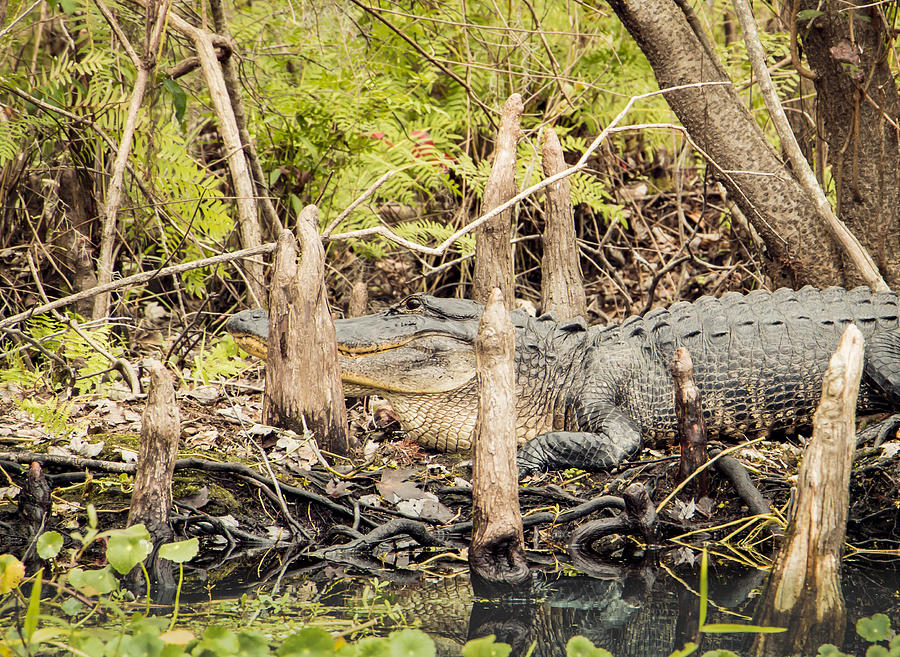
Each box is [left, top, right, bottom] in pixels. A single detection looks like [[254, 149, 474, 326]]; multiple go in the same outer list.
[[516, 405, 642, 475]]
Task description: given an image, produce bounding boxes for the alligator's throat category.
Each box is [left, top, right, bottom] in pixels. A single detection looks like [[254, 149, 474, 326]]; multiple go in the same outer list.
[[384, 381, 559, 452]]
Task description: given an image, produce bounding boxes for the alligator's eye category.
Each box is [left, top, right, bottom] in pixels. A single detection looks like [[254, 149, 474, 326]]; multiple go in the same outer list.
[[404, 296, 423, 311]]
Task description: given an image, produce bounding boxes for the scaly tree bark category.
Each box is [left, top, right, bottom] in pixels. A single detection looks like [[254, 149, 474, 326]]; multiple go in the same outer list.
[[540, 128, 587, 319], [473, 94, 523, 308], [732, 0, 886, 291], [596, 0, 848, 288], [795, 0, 900, 288]]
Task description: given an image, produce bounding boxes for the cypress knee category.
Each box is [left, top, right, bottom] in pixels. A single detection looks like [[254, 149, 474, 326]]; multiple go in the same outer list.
[[263, 208, 350, 455], [470, 288, 529, 591]]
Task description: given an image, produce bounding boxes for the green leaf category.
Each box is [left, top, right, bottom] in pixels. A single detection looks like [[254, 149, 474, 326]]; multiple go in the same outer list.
[[867, 646, 891, 657], [699, 548, 708, 628], [278, 628, 334, 657], [669, 643, 699, 657], [700, 624, 786, 634], [87, 503, 98, 529], [163, 78, 187, 124], [355, 637, 391, 657], [61, 597, 83, 616], [36, 531, 63, 559], [388, 629, 435, 657], [817, 645, 851, 657], [57, 0, 77, 14], [796, 9, 823, 21], [158, 538, 199, 564], [24, 568, 42, 642], [0, 554, 25, 593], [858, 614, 892, 642], [462, 636, 512, 657], [106, 524, 152, 574], [566, 636, 613, 657], [236, 632, 270, 657], [68, 565, 118, 596], [195, 627, 240, 656], [700, 651, 741, 657], [118, 631, 166, 657]]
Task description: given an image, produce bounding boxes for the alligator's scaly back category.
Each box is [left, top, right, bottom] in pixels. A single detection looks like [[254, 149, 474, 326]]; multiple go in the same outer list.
[[226, 286, 900, 474]]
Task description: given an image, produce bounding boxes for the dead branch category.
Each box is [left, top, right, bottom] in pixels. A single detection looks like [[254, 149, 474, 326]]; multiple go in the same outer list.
[[92, 0, 171, 320]]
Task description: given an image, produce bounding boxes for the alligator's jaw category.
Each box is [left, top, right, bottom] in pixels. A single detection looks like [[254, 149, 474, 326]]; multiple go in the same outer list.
[[224, 301, 559, 451]]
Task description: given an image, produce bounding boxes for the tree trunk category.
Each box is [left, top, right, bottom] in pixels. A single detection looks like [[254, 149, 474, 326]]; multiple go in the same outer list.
[[599, 0, 846, 288], [797, 0, 900, 288], [473, 94, 522, 307], [470, 288, 529, 591], [753, 325, 862, 656], [263, 211, 350, 455], [540, 128, 586, 320]]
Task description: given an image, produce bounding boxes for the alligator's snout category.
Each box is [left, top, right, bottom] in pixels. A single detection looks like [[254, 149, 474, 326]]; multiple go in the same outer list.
[[225, 301, 479, 397]]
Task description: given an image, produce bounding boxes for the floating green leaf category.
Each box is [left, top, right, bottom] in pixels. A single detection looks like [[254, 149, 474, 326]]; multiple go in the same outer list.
[[36, 531, 63, 559], [0, 554, 25, 593], [68, 565, 118, 596], [106, 524, 152, 574], [158, 538, 199, 564], [462, 636, 511, 657], [858, 614, 893, 643], [566, 636, 613, 657], [389, 629, 435, 657], [278, 628, 334, 657], [354, 637, 391, 657]]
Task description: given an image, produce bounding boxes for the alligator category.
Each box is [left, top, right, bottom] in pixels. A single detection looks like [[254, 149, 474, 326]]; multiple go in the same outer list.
[[225, 286, 900, 474]]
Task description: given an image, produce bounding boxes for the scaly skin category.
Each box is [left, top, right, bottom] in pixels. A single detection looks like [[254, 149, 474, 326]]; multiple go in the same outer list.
[[225, 286, 900, 473]]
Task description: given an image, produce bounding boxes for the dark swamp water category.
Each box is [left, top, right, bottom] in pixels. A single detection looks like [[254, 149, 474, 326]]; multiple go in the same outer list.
[[184, 555, 900, 657]]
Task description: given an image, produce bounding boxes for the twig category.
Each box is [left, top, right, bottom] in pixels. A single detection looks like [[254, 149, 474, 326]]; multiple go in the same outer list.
[[0, 242, 276, 331], [0, 0, 42, 41], [321, 171, 397, 237]]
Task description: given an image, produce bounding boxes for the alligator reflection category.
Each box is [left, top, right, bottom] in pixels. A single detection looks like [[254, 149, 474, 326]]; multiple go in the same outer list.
[[317, 560, 900, 657]]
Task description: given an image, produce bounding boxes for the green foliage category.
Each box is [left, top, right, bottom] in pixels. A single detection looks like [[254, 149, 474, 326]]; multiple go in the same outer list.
[[2, 314, 125, 395], [17, 397, 76, 439], [567, 636, 613, 657], [462, 635, 512, 657], [190, 335, 252, 384]]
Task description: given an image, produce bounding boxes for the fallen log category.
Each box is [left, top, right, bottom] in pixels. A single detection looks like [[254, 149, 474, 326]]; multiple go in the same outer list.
[[753, 324, 863, 656]]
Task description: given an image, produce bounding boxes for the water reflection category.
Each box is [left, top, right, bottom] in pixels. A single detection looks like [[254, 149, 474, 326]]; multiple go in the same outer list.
[[308, 560, 900, 657]]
